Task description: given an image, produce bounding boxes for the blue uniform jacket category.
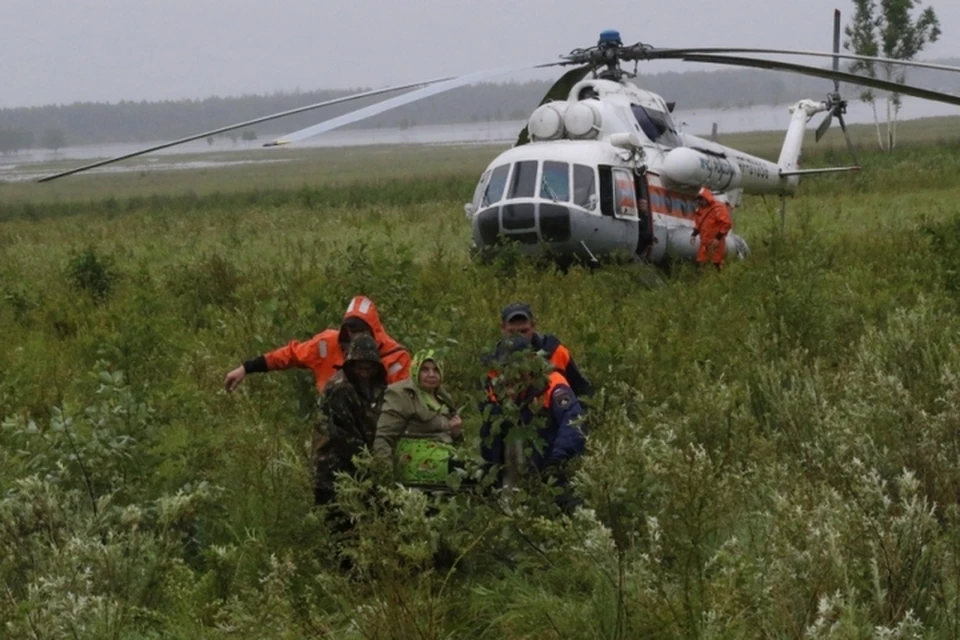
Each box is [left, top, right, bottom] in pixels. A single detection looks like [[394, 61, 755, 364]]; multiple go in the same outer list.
[[479, 373, 586, 480], [532, 333, 594, 398]]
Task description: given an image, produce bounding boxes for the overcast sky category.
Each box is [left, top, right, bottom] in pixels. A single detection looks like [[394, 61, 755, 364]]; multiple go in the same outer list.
[[3, 0, 960, 109]]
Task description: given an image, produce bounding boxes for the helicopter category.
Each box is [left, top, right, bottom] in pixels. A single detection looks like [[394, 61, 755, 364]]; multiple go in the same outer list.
[[38, 11, 960, 267]]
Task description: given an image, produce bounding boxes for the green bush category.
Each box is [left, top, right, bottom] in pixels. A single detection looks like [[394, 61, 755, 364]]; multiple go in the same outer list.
[[66, 245, 120, 304]]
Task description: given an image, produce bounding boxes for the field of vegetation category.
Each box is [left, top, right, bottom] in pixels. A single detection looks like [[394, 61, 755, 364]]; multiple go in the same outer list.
[[4, 117, 960, 638]]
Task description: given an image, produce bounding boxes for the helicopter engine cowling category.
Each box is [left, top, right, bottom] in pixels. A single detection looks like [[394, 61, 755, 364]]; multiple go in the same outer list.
[[563, 100, 602, 139], [660, 147, 743, 192], [528, 102, 569, 141]]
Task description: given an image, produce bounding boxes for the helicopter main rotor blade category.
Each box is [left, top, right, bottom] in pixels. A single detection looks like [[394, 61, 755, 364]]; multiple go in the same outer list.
[[815, 112, 833, 142], [837, 113, 859, 165], [677, 53, 960, 108], [36, 79, 457, 183], [265, 61, 566, 147], [516, 63, 595, 146], [652, 47, 960, 76], [831, 8, 841, 94]]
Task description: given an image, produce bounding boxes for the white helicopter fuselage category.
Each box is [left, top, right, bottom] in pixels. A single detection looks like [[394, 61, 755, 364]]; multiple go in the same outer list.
[[466, 76, 831, 265]]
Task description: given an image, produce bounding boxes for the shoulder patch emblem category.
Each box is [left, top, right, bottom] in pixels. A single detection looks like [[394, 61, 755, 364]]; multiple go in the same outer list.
[[553, 388, 573, 410], [318, 341, 328, 358]]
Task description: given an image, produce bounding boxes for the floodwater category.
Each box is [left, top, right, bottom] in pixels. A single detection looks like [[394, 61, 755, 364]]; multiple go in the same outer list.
[[673, 94, 959, 137], [1, 96, 956, 182]]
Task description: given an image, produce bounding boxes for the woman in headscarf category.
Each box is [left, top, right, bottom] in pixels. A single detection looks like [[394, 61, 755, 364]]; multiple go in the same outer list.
[[374, 349, 463, 486]]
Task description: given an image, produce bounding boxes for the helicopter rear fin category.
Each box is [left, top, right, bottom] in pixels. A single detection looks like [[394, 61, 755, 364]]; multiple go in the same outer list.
[[776, 99, 828, 173]]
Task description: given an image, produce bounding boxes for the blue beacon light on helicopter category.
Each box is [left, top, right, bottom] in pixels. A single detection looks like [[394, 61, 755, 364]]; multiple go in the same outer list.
[[598, 30, 622, 46]]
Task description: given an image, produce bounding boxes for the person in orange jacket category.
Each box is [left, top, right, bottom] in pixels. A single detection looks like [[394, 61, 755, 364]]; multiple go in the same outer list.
[[690, 186, 733, 270], [224, 295, 411, 393]]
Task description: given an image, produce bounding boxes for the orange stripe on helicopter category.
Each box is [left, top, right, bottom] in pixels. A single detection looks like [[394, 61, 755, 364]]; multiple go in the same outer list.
[[646, 184, 700, 220]]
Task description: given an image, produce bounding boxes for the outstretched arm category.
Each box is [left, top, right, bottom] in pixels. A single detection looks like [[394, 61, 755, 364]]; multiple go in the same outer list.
[[264, 334, 325, 371], [224, 334, 325, 392]]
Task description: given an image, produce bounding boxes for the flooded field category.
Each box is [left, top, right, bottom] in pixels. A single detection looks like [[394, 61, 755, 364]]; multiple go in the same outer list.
[[1, 96, 957, 185]]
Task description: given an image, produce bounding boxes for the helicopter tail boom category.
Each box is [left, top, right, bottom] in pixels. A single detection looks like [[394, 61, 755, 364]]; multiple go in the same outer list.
[[779, 166, 860, 176]]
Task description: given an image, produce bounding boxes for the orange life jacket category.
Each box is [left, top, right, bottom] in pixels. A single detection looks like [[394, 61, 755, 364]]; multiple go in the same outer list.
[[264, 295, 411, 390]]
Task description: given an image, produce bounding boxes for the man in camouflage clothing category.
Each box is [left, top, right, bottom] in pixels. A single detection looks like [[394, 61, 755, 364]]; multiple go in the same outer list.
[[312, 333, 388, 507]]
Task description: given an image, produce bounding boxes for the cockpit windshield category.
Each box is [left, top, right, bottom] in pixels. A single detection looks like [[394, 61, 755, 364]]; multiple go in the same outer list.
[[632, 105, 682, 148], [508, 160, 538, 199], [483, 160, 598, 209], [481, 163, 510, 206], [539, 161, 570, 202]]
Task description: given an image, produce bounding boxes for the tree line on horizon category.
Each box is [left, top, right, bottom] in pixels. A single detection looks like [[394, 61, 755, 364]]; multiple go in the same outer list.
[[1, 60, 958, 152]]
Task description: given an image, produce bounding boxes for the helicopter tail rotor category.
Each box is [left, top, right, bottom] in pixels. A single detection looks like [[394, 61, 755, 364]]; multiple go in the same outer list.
[[813, 9, 859, 164]]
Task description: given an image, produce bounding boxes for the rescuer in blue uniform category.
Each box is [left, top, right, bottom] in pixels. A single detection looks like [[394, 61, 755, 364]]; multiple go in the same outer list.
[[498, 302, 593, 398], [479, 335, 587, 512]]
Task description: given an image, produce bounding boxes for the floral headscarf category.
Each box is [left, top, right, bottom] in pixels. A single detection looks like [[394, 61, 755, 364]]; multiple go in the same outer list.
[[411, 349, 442, 389]]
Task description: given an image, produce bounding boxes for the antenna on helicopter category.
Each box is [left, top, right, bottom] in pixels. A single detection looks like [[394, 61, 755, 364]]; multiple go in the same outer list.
[[814, 9, 859, 164]]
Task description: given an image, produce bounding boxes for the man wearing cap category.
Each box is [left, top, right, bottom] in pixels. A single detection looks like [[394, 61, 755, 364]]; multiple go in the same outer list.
[[690, 186, 732, 271], [499, 302, 593, 397], [480, 335, 587, 512], [223, 294, 411, 393]]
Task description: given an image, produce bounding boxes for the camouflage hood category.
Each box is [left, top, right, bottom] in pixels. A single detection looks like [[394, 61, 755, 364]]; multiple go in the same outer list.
[[343, 334, 387, 385], [345, 334, 383, 364]]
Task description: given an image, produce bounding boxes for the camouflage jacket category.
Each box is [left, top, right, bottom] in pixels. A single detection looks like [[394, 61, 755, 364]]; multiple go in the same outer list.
[[311, 334, 387, 503]]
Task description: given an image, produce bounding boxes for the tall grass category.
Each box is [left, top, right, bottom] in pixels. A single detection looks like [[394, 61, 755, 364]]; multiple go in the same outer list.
[[3, 140, 960, 638]]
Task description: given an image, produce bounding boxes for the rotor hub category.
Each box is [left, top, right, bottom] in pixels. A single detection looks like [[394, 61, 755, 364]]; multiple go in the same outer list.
[[561, 29, 654, 77], [826, 91, 847, 114]]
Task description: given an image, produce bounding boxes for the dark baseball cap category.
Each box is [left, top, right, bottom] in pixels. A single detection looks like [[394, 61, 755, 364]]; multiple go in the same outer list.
[[501, 302, 534, 323]]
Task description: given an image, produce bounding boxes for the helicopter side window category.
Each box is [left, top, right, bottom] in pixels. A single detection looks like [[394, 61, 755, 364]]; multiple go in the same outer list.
[[573, 164, 596, 210], [482, 163, 510, 206], [631, 105, 682, 148], [598, 166, 614, 216], [613, 168, 638, 218], [508, 160, 538, 199], [540, 161, 570, 202]]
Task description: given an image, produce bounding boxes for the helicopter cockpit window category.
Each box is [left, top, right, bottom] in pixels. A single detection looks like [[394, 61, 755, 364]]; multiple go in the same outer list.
[[508, 160, 538, 199], [472, 169, 491, 209], [573, 164, 596, 209], [482, 164, 510, 206], [539, 161, 570, 202], [631, 105, 682, 148]]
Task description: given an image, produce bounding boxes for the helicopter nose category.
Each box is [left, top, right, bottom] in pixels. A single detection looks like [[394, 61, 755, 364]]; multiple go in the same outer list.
[[473, 202, 572, 247]]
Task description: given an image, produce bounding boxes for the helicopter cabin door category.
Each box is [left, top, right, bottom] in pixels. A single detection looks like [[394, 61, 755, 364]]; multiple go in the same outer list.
[[596, 166, 642, 257], [634, 173, 654, 258], [613, 167, 655, 260]]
